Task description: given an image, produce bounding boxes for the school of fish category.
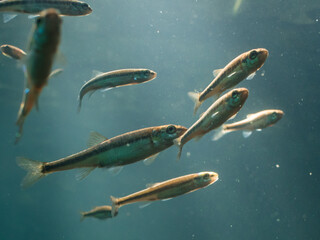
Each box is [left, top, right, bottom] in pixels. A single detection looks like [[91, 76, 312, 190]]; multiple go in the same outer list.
[[0, 1, 284, 222]]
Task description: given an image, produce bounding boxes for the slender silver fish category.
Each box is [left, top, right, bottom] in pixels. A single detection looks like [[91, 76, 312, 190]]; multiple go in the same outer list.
[[110, 171, 219, 216], [80, 205, 117, 221], [174, 88, 249, 159], [17, 124, 187, 188], [0, 0, 92, 23], [78, 69, 157, 111], [189, 48, 268, 114], [213, 109, 284, 140], [15, 8, 62, 144], [0, 44, 26, 60]]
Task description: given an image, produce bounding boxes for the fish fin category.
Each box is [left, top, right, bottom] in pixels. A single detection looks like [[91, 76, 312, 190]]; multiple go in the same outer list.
[[212, 126, 231, 141], [54, 50, 67, 65], [173, 137, 183, 160], [80, 212, 85, 222], [256, 129, 262, 132], [139, 202, 152, 209], [161, 198, 173, 201], [247, 113, 255, 118], [194, 134, 204, 142], [28, 14, 39, 19], [3, 14, 17, 23], [146, 182, 161, 188], [16, 157, 46, 188], [110, 196, 119, 217], [228, 112, 237, 120], [143, 153, 159, 166], [88, 90, 96, 98], [242, 131, 252, 138], [188, 91, 201, 115], [76, 167, 95, 181], [92, 70, 103, 78], [246, 72, 256, 80], [213, 68, 223, 77], [87, 131, 108, 148], [108, 166, 123, 176], [100, 87, 113, 92], [49, 68, 63, 79]]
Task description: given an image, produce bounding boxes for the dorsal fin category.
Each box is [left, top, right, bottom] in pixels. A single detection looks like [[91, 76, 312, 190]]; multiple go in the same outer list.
[[213, 68, 223, 77], [87, 131, 108, 148], [146, 182, 161, 188], [92, 70, 104, 78]]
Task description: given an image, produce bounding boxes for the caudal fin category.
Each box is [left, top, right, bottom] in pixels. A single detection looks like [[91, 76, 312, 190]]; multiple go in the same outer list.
[[110, 196, 119, 217], [80, 212, 86, 222], [16, 157, 46, 188], [77, 96, 82, 113], [188, 91, 201, 115], [212, 126, 231, 141]]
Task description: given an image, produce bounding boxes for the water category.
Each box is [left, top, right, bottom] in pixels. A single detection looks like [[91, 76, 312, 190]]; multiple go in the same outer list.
[[0, 0, 319, 239]]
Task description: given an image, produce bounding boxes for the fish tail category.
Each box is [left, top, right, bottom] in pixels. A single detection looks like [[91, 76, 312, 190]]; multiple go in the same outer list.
[[77, 95, 82, 113], [110, 196, 119, 217], [80, 212, 85, 222], [212, 126, 231, 141], [188, 91, 201, 115], [16, 157, 46, 188]]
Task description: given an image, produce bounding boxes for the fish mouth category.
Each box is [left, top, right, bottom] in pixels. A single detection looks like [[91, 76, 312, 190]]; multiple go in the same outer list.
[[235, 87, 249, 101], [276, 110, 285, 119], [258, 48, 269, 62], [210, 172, 219, 183]]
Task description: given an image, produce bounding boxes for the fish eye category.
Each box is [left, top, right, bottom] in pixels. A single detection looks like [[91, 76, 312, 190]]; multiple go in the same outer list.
[[203, 173, 210, 180], [166, 125, 176, 134], [232, 90, 238, 99], [36, 17, 42, 25], [83, 3, 89, 8], [271, 112, 277, 119], [249, 50, 258, 60]]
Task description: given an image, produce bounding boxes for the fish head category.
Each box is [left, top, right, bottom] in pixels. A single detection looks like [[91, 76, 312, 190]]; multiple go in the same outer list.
[[267, 109, 284, 125], [77, 2, 93, 15], [134, 69, 157, 82], [227, 88, 249, 108], [193, 171, 219, 187], [152, 124, 187, 143], [242, 48, 269, 72], [34, 9, 62, 48]]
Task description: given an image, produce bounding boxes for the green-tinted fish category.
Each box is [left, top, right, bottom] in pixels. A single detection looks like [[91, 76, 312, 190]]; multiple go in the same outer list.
[[174, 88, 249, 159], [17, 124, 187, 188], [15, 8, 62, 144], [213, 109, 284, 140], [78, 69, 157, 112], [0, 0, 92, 23], [189, 48, 268, 114], [80, 205, 117, 221], [0, 44, 26, 60], [110, 171, 219, 216]]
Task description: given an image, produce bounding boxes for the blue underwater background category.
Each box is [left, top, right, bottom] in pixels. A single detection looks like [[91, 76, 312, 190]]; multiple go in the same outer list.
[[0, 0, 319, 239]]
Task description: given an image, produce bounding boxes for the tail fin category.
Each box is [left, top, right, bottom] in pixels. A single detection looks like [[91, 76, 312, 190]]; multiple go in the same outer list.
[[188, 92, 201, 115], [80, 212, 85, 222], [77, 96, 82, 113], [173, 137, 183, 160], [212, 126, 231, 141], [16, 157, 46, 188], [110, 196, 119, 217]]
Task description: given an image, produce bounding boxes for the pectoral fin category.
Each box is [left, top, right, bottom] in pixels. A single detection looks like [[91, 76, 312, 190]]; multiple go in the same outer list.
[[242, 131, 252, 138], [143, 153, 159, 166], [246, 72, 256, 80], [3, 14, 17, 23]]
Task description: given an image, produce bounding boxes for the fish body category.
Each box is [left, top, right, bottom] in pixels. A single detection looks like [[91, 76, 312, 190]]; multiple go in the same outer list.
[[175, 88, 249, 159], [213, 109, 284, 140], [0, 44, 26, 60], [189, 48, 268, 114], [78, 69, 157, 111], [110, 171, 219, 215], [0, 0, 92, 17], [15, 8, 62, 144], [80, 205, 117, 221], [17, 124, 187, 188]]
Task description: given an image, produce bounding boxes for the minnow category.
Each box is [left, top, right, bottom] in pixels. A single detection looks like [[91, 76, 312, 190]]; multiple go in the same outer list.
[[80, 205, 117, 221], [17, 124, 187, 188], [188, 48, 268, 114], [0, 0, 92, 23], [78, 69, 157, 112], [212, 109, 284, 140], [15, 9, 62, 144], [110, 171, 219, 216], [174, 88, 248, 159], [0, 44, 26, 60]]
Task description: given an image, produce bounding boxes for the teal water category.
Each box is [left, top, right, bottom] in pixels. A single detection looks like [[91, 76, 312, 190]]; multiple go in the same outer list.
[[0, 1, 319, 239]]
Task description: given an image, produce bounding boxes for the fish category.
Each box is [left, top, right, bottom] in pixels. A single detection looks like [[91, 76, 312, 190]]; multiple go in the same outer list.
[[188, 48, 268, 115], [15, 8, 62, 144], [0, 0, 92, 23], [77, 69, 157, 112], [110, 171, 219, 216], [80, 205, 117, 221], [16, 124, 187, 188], [174, 88, 249, 159], [212, 109, 284, 140], [0, 44, 26, 60]]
